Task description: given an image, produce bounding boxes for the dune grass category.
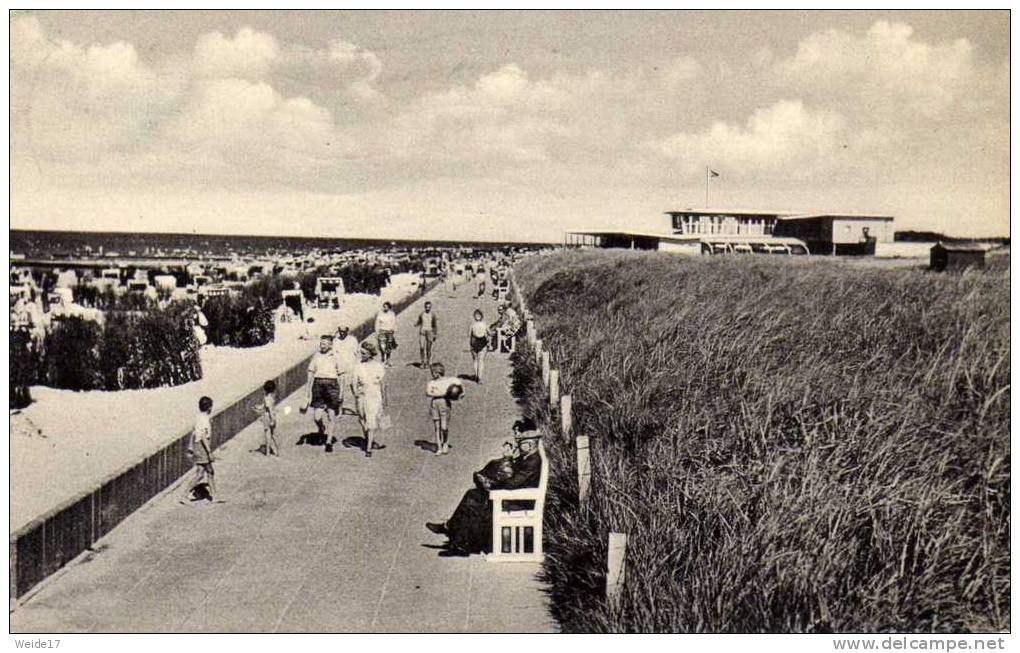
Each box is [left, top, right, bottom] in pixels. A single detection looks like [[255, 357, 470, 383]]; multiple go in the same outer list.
[[511, 250, 1009, 633]]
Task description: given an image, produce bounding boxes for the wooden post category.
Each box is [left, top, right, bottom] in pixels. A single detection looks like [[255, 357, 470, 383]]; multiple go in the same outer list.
[[561, 394, 572, 438], [534, 339, 543, 364], [541, 351, 550, 387], [549, 369, 559, 406], [526, 319, 535, 345], [575, 434, 590, 503], [607, 532, 628, 608]]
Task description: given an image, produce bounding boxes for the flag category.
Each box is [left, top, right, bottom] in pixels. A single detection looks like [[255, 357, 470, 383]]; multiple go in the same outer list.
[[709, 169, 720, 178]]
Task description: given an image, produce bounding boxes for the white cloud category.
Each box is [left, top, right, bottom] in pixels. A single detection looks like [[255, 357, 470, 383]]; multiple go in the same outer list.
[[9, 17, 380, 188], [383, 64, 570, 163], [648, 100, 847, 177], [7, 14, 1009, 238], [274, 38, 387, 109], [192, 27, 280, 80], [10, 15, 176, 160], [772, 21, 986, 121]]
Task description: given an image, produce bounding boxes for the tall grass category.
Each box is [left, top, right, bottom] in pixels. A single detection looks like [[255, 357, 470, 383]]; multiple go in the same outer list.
[[514, 250, 1009, 633]]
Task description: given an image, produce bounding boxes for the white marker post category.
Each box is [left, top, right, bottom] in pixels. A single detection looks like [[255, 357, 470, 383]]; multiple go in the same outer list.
[[575, 434, 590, 504], [549, 369, 559, 406], [560, 394, 572, 439], [526, 320, 536, 346], [534, 339, 543, 364], [607, 532, 628, 610], [541, 351, 550, 387]]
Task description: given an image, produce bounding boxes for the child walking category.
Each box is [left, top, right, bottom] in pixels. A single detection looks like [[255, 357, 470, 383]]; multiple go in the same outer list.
[[425, 363, 463, 456], [255, 379, 280, 456], [469, 309, 490, 383], [185, 396, 216, 502]]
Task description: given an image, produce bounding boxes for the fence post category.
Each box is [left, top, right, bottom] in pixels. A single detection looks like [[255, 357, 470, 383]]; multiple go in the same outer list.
[[541, 351, 551, 387], [607, 532, 628, 609], [561, 394, 572, 439], [549, 369, 559, 406], [575, 434, 590, 504], [526, 319, 535, 345], [534, 339, 543, 364]]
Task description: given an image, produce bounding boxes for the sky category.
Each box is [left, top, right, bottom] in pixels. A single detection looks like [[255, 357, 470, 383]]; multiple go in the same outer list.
[[9, 10, 1011, 241]]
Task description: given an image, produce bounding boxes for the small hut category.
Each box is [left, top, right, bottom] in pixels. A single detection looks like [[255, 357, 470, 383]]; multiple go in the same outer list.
[[930, 242, 988, 272]]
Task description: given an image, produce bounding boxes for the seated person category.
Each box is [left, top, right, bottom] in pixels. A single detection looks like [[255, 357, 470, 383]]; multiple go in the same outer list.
[[426, 419, 542, 556], [473, 438, 518, 490], [493, 302, 522, 336]]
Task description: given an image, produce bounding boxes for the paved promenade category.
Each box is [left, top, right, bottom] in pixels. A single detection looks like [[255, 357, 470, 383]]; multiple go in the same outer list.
[[11, 282, 556, 633]]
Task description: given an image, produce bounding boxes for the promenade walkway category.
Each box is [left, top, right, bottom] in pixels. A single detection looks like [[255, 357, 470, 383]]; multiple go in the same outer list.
[[11, 281, 556, 633]]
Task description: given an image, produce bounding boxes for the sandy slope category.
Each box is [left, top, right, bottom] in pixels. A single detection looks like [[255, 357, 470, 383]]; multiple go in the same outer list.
[[10, 274, 421, 532]]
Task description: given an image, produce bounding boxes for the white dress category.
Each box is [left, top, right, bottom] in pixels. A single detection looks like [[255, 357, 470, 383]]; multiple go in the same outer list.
[[356, 359, 386, 429]]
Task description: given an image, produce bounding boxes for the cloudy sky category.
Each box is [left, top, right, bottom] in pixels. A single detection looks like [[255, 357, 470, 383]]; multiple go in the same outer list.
[[10, 10, 1010, 241]]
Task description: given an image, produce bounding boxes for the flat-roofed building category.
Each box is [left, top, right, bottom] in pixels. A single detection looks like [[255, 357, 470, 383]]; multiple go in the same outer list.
[[773, 212, 894, 255], [666, 209, 797, 237], [566, 208, 893, 257]]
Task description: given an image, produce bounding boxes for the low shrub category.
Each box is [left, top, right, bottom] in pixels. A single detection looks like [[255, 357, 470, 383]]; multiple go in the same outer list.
[[75, 285, 155, 311], [514, 250, 1009, 633], [39, 303, 202, 392], [100, 302, 203, 389], [202, 294, 275, 347], [10, 329, 37, 408], [41, 317, 104, 390]]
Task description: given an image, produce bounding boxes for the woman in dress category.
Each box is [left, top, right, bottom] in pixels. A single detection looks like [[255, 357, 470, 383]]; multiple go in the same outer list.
[[468, 309, 490, 383], [355, 341, 388, 457]]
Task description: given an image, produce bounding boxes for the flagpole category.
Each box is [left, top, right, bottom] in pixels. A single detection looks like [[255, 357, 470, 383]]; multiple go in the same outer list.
[[705, 166, 709, 207]]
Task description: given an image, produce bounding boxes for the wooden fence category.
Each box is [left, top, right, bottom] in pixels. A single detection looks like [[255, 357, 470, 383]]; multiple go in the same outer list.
[[507, 267, 626, 610]]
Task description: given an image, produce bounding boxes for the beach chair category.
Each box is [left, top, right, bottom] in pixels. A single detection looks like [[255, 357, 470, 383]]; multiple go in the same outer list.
[[488, 441, 548, 562], [497, 329, 516, 354]]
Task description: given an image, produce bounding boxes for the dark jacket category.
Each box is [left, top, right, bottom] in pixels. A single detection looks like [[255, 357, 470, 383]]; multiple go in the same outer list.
[[491, 450, 541, 490]]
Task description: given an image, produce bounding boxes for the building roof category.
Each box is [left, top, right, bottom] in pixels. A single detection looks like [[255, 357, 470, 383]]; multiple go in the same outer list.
[[567, 230, 674, 239], [931, 241, 994, 252], [566, 230, 808, 247], [660, 209, 795, 216], [778, 212, 894, 222]]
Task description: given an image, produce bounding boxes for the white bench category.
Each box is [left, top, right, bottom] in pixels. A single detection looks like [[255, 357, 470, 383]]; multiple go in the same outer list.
[[488, 441, 548, 562]]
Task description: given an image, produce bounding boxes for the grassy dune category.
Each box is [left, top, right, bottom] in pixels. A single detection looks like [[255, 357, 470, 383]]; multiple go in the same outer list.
[[511, 250, 1009, 633]]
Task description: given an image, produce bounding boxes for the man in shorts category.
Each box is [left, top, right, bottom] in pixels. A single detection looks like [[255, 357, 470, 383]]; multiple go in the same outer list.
[[303, 334, 344, 452], [415, 301, 438, 368]]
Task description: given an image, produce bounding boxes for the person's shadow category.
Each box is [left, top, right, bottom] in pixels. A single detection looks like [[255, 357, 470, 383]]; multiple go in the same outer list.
[[414, 439, 439, 453], [296, 432, 329, 447], [457, 373, 479, 384], [342, 436, 367, 450]]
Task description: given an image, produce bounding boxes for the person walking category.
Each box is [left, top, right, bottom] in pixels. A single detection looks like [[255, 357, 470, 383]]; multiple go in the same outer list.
[[469, 309, 490, 383], [254, 380, 280, 456], [374, 301, 398, 367], [184, 396, 216, 502], [425, 362, 463, 455], [476, 266, 487, 299], [355, 341, 388, 458], [302, 334, 344, 453], [415, 301, 438, 368], [334, 323, 361, 410]]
